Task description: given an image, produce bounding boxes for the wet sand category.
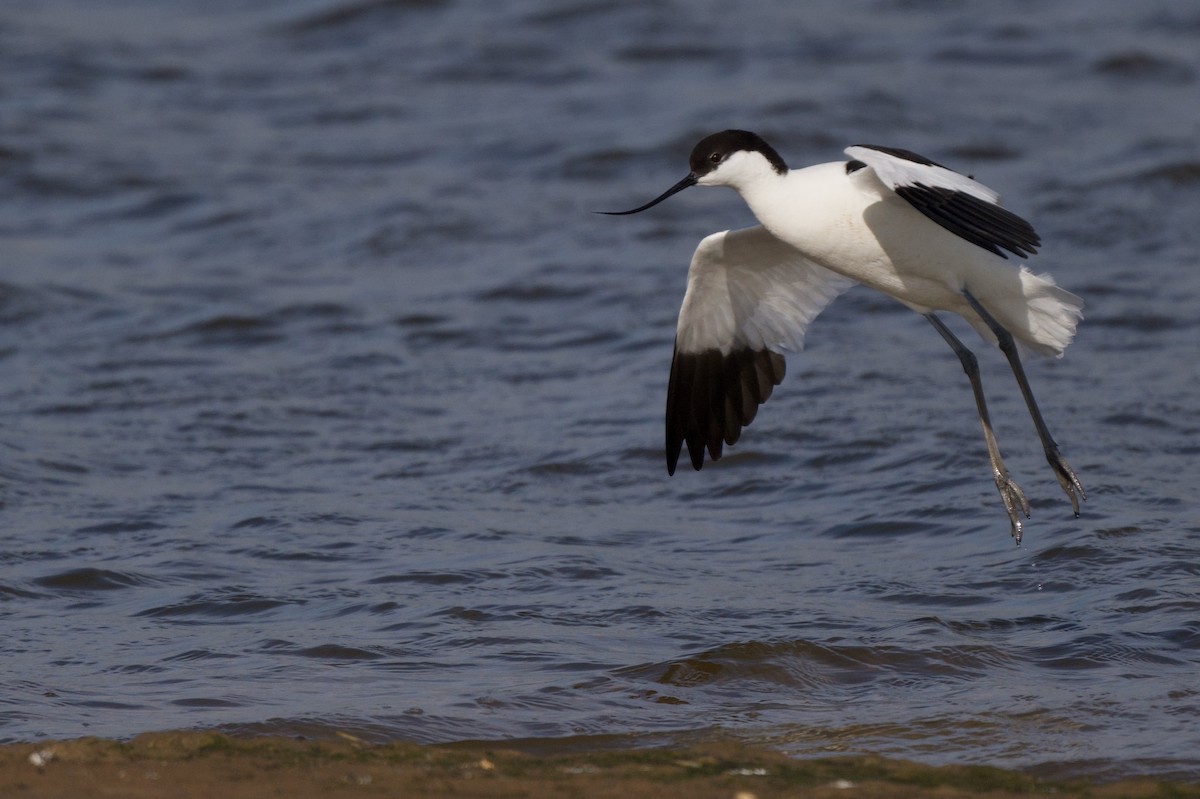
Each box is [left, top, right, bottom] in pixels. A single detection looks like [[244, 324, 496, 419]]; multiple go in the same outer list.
[[2, 732, 1195, 798]]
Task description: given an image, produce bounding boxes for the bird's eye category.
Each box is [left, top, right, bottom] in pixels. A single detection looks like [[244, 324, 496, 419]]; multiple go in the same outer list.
[[709, 152, 722, 164]]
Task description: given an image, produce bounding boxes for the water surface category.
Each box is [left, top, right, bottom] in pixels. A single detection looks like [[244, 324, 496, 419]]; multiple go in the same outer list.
[[2, 0, 1199, 782]]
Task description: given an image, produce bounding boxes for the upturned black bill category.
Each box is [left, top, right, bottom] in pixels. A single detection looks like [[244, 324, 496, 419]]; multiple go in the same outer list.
[[599, 174, 697, 215]]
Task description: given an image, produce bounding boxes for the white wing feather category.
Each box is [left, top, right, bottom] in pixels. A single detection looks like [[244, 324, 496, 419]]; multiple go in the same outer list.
[[844, 145, 1000, 203], [675, 226, 853, 356]]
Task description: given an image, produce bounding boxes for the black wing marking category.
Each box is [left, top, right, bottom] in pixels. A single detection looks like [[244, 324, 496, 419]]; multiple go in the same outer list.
[[666, 346, 786, 474], [846, 144, 1041, 260], [894, 184, 1041, 259]]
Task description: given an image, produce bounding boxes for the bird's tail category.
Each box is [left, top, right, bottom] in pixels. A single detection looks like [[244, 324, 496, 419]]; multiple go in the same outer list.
[[968, 267, 1083, 358]]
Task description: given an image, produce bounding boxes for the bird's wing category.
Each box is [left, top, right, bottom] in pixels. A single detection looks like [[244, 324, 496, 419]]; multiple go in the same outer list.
[[667, 225, 854, 474], [844, 144, 1040, 259]]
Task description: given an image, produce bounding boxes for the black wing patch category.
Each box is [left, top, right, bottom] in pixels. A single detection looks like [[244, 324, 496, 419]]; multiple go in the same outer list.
[[894, 184, 1041, 260], [850, 144, 1041, 260], [666, 346, 786, 474]]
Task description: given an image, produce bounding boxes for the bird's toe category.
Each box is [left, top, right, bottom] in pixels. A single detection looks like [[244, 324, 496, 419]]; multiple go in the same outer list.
[[995, 472, 1030, 545], [1046, 449, 1085, 517]]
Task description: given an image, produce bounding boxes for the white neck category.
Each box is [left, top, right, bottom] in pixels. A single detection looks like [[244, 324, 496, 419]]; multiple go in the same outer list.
[[724, 161, 793, 230]]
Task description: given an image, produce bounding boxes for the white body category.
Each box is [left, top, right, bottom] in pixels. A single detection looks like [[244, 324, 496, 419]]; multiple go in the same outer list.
[[690, 150, 1082, 358]]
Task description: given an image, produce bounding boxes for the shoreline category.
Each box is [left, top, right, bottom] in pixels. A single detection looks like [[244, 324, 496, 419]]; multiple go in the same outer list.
[[3, 731, 1196, 798]]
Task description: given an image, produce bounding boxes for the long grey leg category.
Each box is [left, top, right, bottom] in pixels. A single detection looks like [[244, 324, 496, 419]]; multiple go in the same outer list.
[[962, 290, 1086, 516], [926, 313, 1030, 543]]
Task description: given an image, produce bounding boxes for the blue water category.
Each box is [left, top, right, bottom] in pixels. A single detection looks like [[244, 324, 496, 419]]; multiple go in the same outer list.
[[2, 0, 1199, 782]]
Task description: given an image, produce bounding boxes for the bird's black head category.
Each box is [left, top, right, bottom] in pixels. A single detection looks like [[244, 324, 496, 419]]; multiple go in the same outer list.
[[598, 129, 787, 216], [688, 129, 788, 178]]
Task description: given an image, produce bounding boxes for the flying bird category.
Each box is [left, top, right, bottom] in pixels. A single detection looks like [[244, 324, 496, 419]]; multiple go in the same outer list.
[[602, 130, 1085, 543]]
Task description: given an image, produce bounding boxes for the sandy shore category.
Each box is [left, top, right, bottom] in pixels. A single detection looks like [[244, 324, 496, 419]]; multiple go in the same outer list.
[[2, 731, 1196, 798]]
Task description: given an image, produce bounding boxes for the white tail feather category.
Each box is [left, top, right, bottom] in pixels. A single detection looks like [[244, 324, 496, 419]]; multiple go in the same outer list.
[[966, 267, 1083, 358]]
